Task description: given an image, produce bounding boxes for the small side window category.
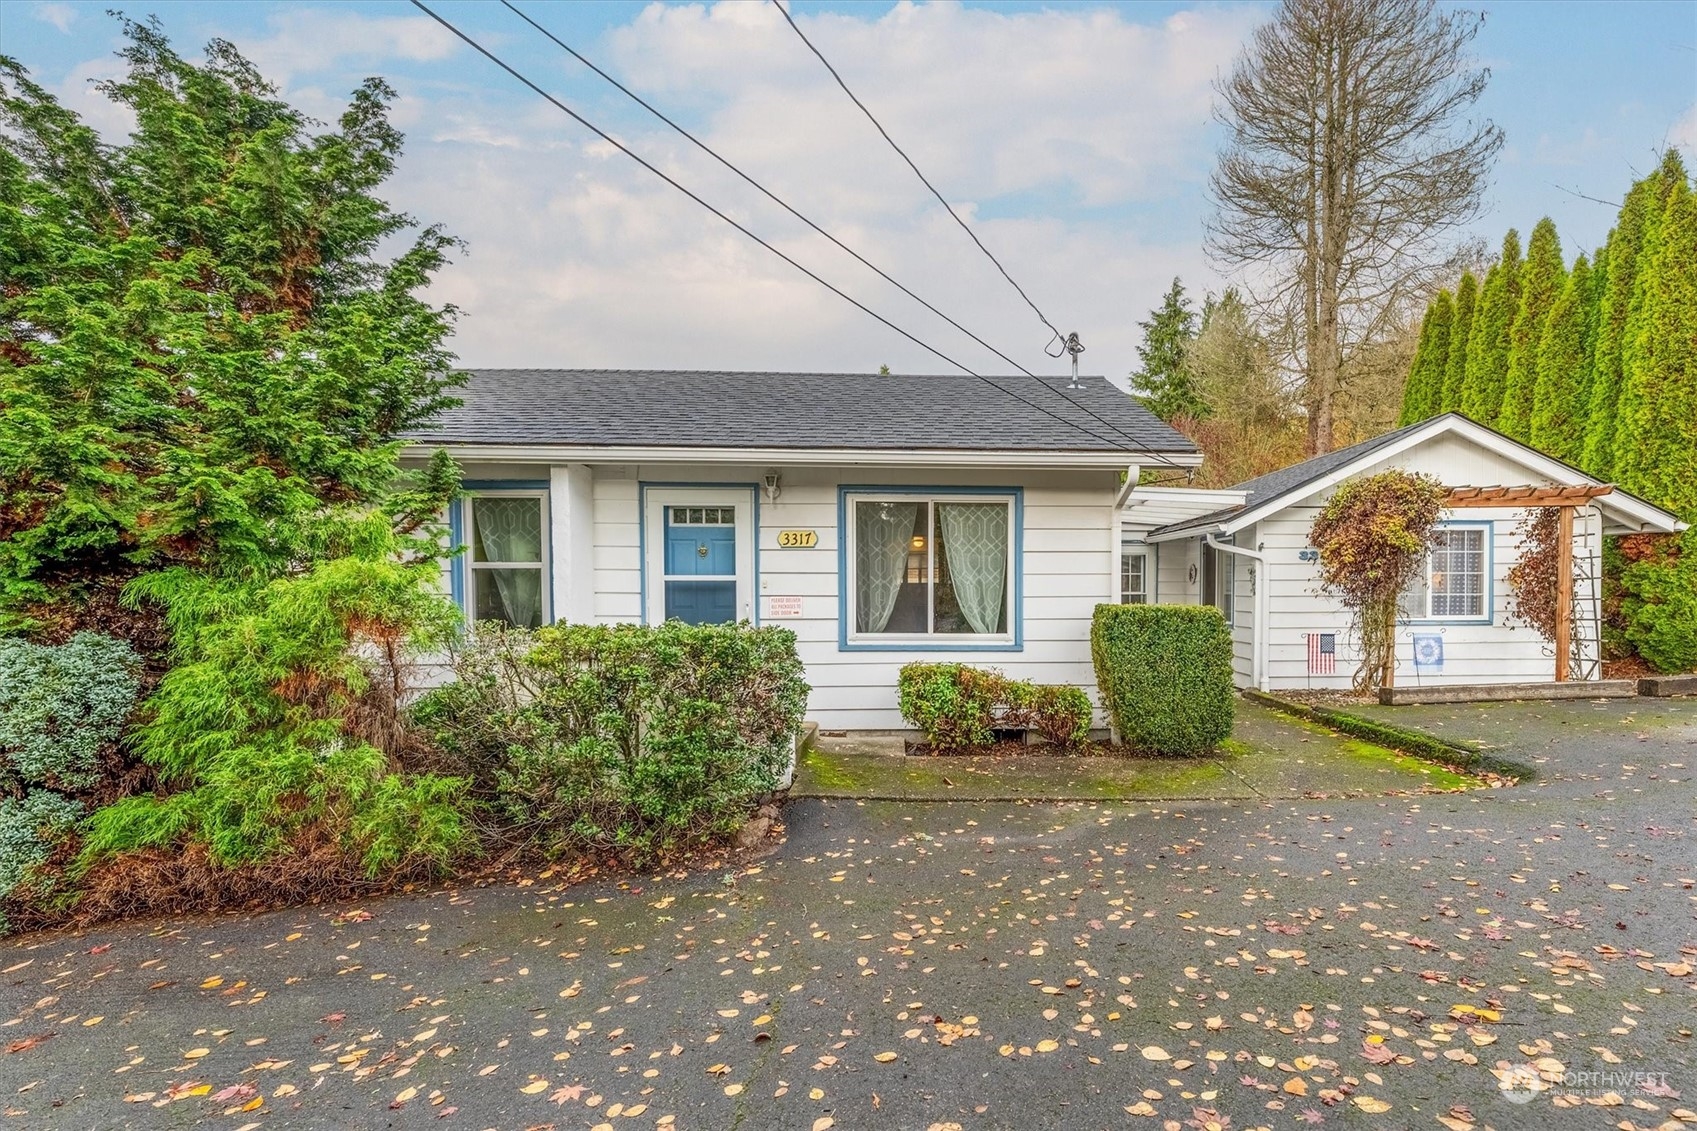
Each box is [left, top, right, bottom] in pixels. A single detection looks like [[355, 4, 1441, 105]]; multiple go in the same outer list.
[[1120, 551, 1148, 605]]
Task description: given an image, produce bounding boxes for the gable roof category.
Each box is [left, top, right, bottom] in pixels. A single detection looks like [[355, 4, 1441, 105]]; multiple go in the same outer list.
[[1143, 413, 1686, 540], [404, 369, 1198, 461]]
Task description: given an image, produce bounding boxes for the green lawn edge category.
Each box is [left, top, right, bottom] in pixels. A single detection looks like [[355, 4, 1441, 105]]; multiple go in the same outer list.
[[1241, 689, 1535, 782]]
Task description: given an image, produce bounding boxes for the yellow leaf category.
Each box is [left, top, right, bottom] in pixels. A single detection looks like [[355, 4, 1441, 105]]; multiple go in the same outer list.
[[184, 1048, 210, 1060], [200, 977, 223, 989], [1124, 1101, 1157, 1116], [812, 1119, 834, 1131], [1283, 1077, 1308, 1096], [1036, 1039, 1060, 1053], [394, 1087, 418, 1104], [724, 1083, 744, 1097], [874, 1052, 898, 1063], [240, 1097, 263, 1112], [1141, 1046, 1170, 1061], [181, 1084, 212, 1098], [520, 1080, 549, 1095], [1353, 1096, 1392, 1114]]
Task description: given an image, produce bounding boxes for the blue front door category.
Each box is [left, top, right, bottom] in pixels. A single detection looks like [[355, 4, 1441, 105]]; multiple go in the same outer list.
[[663, 505, 738, 624]]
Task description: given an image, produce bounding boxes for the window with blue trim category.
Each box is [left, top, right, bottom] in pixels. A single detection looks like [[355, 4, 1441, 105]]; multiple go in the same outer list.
[[845, 492, 1014, 642], [1404, 525, 1489, 620], [462, 492, 549, 628]]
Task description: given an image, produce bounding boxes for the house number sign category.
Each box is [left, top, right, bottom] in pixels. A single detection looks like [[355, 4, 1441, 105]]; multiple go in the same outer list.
[[776, 529, 818, 548]]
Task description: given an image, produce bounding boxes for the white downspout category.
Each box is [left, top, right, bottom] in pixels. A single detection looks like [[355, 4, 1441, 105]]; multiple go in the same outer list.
[[1205, 532, 1270, 693]]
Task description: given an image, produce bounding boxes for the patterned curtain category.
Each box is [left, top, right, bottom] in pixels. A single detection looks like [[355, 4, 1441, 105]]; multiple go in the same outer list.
[[855, 502, 918, 633], [938, 503, 1007, 634], [475, 498, 543, 627]]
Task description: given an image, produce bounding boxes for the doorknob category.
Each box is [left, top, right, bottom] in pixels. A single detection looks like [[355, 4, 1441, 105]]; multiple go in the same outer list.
[[697, 543, 708, 558]]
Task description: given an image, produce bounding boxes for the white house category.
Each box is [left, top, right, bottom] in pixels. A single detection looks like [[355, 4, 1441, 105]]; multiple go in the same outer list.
[[403, 368, 1200, 729], [1120, 413, 1687, 693]]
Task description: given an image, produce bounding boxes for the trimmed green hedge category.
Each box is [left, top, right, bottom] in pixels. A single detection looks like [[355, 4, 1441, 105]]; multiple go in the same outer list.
[[897, 663, 1091, 752], [412, 622, 809, 858], [1091, 604, 1234, 756]]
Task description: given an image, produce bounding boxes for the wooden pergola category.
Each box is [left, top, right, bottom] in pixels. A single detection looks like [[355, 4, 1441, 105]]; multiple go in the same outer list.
[[1443, 484, 1616, 681]]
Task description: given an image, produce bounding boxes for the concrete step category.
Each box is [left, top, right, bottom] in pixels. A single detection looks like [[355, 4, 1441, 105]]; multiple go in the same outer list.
[[1379, 679, 1638, 705]]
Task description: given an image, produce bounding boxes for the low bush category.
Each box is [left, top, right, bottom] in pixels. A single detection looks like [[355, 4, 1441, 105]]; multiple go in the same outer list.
[[1620, 531, 1697, 674], [897, 663, 1092, 752], [0, 633, 142, 928], [0, 633, 140, 794], [77, 519, 473, 889], [411, 621, 809, 859], [1091, 604, 1234, 756]]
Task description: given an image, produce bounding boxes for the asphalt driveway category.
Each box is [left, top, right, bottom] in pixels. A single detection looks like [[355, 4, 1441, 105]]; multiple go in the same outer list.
[[2, 697, 1694, 1130]]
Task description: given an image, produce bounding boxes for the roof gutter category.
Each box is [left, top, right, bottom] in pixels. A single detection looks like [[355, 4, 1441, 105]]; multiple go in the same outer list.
[[1206, 532, 1269, 693], [400, 442, 1201, 471]]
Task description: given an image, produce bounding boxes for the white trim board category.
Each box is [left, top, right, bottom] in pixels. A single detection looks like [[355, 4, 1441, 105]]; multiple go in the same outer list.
[[404, 442, 1200, 471], [1141, 415, 1685, 542]]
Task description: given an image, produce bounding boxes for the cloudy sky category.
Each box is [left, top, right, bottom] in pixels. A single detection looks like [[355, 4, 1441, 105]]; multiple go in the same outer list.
[[8, 0, 1695, 381]]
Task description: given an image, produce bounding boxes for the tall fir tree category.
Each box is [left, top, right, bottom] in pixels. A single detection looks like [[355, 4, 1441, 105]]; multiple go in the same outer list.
[[1497, 218, 1565, 439], [1581, 155, 1684, 478], [1130, 278, 1205, 421], [1439, 271, 1478, 413], [1528, 254, 1593, 463], [1613, 165, 1695, 516], [1398, 291, 1452, 425], [1460, 231, 1521, 424]]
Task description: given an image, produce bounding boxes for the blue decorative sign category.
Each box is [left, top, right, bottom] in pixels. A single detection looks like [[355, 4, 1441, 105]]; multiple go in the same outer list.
[[1413, 633, 1444, 669]]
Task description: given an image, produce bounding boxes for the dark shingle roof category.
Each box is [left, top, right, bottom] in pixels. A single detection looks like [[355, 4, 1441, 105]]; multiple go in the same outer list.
[[1149, 416, 1443, 537], [404, 369, 1196, 455]]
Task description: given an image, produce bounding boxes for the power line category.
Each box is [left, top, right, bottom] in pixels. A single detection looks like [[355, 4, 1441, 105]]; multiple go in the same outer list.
[[770, 0, 1064, 348], [501, 1, 1031, 382], [496, 0, 1178, 463], [408, 0, 1166, 457]]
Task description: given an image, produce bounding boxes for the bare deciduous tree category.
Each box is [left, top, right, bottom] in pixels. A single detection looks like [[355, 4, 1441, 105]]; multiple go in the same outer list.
[[1208, 0, 1503, 453]]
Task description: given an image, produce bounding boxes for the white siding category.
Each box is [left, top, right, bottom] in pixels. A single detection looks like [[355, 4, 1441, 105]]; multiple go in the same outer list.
[[428, 461, 1121, 730], [1247, 433, 1610, 690]]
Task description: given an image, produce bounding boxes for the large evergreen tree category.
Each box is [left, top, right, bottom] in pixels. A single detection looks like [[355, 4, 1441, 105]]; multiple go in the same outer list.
[[1497, 218, 1564, 439], [1438, 270, 1478, 413], [1398, 290, 1452, 425], [1130, 278, 1205, 421], [0, 21, 460, 633], [1581, 156, 1683, 477], [1613, 168, 1695, 515], [1460, 231, 1521, 424], [1528, 254, 1593, 463]]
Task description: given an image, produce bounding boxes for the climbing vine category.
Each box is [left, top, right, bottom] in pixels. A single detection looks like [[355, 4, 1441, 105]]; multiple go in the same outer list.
[[1309, 471, 1449, 693], [1504, 509, 1580, 667]]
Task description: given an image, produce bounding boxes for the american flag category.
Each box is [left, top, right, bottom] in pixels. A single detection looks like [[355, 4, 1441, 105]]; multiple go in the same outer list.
[[1307, 632, 1336, 675]]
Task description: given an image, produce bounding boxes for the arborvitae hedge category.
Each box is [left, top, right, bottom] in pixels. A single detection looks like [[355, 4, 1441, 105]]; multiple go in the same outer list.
[[1438, 271, 1478, 413], [1394, 151, 1696, 673], [1498, 218, 1565, 437], [1461, 232, 1521, 424]]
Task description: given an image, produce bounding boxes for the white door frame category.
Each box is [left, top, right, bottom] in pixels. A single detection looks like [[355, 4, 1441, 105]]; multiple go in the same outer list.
[[641, 486, 757, 625]]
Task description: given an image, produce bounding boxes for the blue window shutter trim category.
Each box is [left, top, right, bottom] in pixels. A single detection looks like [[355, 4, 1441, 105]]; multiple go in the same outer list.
[[836, 485, 1024, 652], [447, 496, 466, 615]]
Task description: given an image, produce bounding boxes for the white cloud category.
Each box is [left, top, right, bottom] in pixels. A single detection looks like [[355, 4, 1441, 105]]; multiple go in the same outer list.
[[233, 8, 459, 86], [38, 0, 1255, 378], [34, 3, 75, 34], [400, 0, 1253, 375], [1672, 103, 1697, 154]]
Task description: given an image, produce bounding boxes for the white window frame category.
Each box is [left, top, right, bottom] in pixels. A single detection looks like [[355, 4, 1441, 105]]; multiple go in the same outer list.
[[1405, 522, 1492, 624], [641, 487, 756, 626], [463, 490, 552, 628], [1120, 547, 1149, 605], [843, 491, 1017, 647]]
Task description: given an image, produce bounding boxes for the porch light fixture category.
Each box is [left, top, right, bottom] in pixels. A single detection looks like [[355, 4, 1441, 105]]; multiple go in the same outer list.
[[763, 470, 782, 502]]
